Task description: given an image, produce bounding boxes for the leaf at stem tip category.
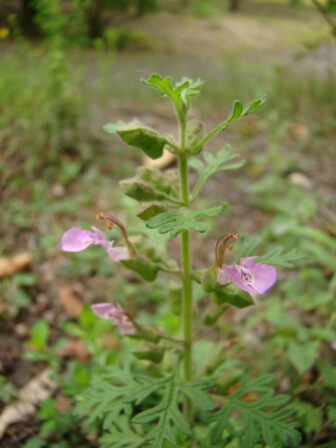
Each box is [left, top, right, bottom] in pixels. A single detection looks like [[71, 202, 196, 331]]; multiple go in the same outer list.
[[192, 96, 266, 154], [224, 97, 266, 129], [142, 73, 203, 113]]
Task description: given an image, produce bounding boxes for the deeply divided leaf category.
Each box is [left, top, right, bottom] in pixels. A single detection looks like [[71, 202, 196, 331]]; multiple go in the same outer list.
[[208, 374, 300, 447], [147, 203, 228, 237], [190, 146, 245, 199], [76, 364, 214, 448]]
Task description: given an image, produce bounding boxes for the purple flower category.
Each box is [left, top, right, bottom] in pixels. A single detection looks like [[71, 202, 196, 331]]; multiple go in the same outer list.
[[91, 303, 136, 336], [61, 226, 129, 261], [217, 256, 277, 296], [332, 342, 336, 351]]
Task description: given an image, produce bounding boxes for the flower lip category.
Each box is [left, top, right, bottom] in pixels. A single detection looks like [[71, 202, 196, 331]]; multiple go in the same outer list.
[[60, 226, 129, 261], [217, 256, 277, 296], [61, 227, 94, 252], [91, 302, 136, 336]]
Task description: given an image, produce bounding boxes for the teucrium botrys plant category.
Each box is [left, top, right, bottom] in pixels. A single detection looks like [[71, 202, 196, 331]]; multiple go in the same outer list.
[[62, 74, 302, 447]]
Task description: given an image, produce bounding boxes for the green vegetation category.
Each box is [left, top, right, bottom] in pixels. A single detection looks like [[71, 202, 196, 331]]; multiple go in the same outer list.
[[0, 0, 336, 446]]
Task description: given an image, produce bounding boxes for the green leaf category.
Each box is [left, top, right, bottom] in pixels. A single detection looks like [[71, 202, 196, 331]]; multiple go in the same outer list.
[[121, 257, 159, 282], [208, 374, 300, 447], [237, 235, 262, 260], [100, 416, 144, 448], [142, 73, 203, 114], [255, 247, 305, 268], [0, 376, 18, 403], [137, 167, 179, 198], [104, 120, 169, 159], [76, 364, 214, 448], [120, 178, 167, 202], [74, 363, 141, 431], [179, 380, 216, 412], [327, 405, 336, 427], [12, 273, 37, 286], [186, 119, 204, 154], [28, 320, 49, 351], [133, 375, 214, 448], [137, 202, 167, 221], [147, 203, 228, 237], [120, 168, 180, 204], [133, 346, 166, 364], [288, 341, 320, 374], [132, 375, 190, 447], [23, 352, 49, 362], [190, 146, 245, 199], [192, 97, 266, 153], [212, 286, 254, 309], [290, 399, 323, 436]]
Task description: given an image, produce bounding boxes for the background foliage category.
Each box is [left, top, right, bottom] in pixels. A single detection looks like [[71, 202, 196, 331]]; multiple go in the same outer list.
[[0, 0, 336, 446]]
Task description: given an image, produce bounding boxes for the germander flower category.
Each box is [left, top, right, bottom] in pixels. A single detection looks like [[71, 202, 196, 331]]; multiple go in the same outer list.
[[217, 256, 277, 295], [331, 342, 336, 351], [61, 226, 129, 261], [216, 233, 277, 296], [91, 303, 136, 336]]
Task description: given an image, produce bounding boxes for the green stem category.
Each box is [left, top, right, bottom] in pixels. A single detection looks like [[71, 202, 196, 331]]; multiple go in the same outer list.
[[178, 117, 193, 421]]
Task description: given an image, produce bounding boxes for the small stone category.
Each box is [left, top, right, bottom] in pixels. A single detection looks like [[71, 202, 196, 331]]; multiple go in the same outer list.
[[279, 377, 290, 393], [52, 184, 65, 198], [289, 172, 312, 188], [15, 324, 29, 338], [55, 393, 71, 413]]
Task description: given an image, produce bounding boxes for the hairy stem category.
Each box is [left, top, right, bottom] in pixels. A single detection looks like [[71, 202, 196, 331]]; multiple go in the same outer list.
[[178, 118, 193, 421]]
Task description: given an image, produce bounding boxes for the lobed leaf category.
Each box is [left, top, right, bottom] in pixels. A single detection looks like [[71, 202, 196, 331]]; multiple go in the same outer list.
[[104, 120, 170, 159], [190, 146, 245, 199], [208, 374, 300, 447], [255, 247, 305, 268], [147, 203, 228, 237], [100, 417, 144, 448], [142, 73, 203, 114], [191, 97, 266, 154]]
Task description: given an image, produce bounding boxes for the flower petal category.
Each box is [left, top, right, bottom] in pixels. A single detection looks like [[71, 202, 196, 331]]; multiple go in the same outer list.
[[61, 227, 93, 252], [240, 257, 277, 295], [226, 264, 259, 295], [91, 303, 115, 320], [91, 226, 129, 261], [91, 303, 135, 336], [217, 266, 231, 285]]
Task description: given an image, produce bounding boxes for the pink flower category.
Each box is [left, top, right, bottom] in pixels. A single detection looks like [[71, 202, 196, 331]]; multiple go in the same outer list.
[[217, 256, 277, 296], [61, 226, 129, 261], [331, 342, 336, 351], [91, 303, 136, 336]]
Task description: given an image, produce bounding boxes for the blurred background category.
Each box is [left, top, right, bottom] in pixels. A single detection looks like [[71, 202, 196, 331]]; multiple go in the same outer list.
[[0, 0, 336, 446]]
